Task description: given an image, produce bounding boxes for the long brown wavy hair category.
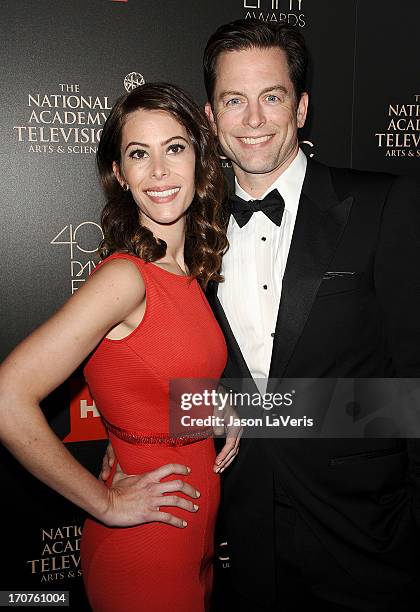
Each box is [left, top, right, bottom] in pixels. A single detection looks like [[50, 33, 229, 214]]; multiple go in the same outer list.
[[97, 82, 228, 288]]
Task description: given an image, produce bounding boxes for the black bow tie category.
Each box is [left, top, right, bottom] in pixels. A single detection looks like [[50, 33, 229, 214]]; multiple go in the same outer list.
[[229, 190, 285, 228]]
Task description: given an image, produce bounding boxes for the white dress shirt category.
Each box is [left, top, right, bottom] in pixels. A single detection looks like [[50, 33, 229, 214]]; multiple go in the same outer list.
[[218, 149, 307, 389]]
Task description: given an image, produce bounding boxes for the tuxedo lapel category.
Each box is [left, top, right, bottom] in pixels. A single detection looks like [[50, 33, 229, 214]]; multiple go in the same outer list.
[[206, 280, 256, 384], [268, 161, 353, 384], [206, 190, 253, 383], [207, 282, 260, 473]]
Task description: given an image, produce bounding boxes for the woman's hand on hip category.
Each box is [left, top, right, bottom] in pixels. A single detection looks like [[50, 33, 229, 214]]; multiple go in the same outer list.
[[101, 463, 200, 528]]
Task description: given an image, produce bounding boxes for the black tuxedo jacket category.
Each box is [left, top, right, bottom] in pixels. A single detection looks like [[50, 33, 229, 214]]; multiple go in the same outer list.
[[207, 158, 420, 603]]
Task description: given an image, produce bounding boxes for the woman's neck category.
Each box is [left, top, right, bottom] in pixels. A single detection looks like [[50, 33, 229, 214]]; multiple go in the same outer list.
[[141, 215, 187, 270]]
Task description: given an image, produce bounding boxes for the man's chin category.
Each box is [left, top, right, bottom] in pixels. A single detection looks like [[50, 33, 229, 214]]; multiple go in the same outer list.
[[233, 159, 281, 176]]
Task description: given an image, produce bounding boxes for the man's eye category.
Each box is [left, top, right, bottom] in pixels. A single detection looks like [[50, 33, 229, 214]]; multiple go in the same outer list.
[[129, 149, 147, 159], [226, 98, 242, 106], [168, 143, 186, 154], [266, 94, 280, 103]]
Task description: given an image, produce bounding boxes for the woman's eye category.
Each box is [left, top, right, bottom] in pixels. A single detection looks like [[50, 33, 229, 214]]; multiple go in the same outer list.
[[129, 149, 148, 160], [168, 143, 186, 154]]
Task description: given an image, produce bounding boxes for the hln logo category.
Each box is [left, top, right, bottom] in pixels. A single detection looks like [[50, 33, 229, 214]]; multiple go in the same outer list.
[[80, 399, 101, 419], [64, 377, 107, 443]]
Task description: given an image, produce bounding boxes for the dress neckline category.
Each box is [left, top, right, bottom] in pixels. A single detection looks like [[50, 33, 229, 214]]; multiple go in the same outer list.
[[147, 261, 192, 279]]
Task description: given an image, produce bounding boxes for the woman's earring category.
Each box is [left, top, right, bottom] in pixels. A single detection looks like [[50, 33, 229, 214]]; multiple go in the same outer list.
[[122, 183, 130, 192]]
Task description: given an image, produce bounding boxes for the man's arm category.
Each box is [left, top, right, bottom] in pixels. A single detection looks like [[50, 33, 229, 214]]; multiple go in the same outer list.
[[374, 174, 420, 376], [374, 173, 420, 526]]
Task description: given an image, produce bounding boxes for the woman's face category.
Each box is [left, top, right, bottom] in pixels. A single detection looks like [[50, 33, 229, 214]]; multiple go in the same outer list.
[[113, 109, 196, 229]]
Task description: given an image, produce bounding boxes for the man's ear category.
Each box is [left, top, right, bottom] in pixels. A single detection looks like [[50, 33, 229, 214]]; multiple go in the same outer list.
[[297, 92, 309, 129], [204, 102, 218, 136], [112, 161, 125, 188]]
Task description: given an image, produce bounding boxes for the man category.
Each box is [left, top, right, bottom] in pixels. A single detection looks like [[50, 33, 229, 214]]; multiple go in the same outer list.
[[102, 19, 420, 611], [202, 18, 420, 612]]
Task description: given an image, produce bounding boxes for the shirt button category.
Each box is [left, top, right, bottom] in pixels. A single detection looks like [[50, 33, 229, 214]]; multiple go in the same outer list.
[[263, 284, 268, 290], [261, 236, 266, 241], [271, 333, 275, 338]]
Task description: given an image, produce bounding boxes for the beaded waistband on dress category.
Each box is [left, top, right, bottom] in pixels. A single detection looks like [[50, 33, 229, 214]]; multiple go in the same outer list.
[[102, 416, 212, 447]]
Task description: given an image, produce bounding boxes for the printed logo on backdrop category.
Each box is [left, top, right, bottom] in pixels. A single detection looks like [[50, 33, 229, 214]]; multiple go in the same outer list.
[[50, 223, 106, 442], [375, 94, 420, 159], [13, 83, 111, 155], [64, 376, 107, 443], [242, 0, 306, 26], [26, 524, 82, 583], [124, 72, 145, 92], [219, 148, 232, 169], [51, 222, 104, 294], [300, 140, 315, 158]]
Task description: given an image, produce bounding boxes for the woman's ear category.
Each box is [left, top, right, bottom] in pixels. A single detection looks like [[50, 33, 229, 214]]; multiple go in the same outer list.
[[112, 161, 126, 189]]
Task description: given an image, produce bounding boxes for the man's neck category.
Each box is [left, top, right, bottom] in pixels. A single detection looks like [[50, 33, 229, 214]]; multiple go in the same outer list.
[[234, 145, 300, 199]]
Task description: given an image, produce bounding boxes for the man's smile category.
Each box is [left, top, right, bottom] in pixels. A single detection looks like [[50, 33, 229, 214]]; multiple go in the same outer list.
[[237, 135, 274, 146]]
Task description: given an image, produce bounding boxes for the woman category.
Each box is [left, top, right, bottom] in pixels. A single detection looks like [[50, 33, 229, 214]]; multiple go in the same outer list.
[[0, 83, 239, 611]]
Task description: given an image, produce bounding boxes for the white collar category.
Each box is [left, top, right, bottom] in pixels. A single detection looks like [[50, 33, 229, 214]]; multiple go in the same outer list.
[[234, 148, 307, 214]]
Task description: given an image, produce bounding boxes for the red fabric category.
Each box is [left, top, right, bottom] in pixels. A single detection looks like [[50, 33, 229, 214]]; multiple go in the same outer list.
[[80, 254, 227, 611]]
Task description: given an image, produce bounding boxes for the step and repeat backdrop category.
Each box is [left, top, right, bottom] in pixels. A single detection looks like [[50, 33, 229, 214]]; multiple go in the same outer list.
[[1, 0, 419, 608]]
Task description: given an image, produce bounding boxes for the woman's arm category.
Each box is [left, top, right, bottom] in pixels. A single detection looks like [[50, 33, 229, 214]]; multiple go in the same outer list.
[[0, 259, 199, 527]]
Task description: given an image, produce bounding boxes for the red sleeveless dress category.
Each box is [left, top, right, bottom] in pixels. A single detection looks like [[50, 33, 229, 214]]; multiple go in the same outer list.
[[80, 253, 227, 612]]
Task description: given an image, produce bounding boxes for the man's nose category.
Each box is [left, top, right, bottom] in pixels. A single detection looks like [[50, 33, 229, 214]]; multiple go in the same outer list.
[[243, 101, 266, 129]]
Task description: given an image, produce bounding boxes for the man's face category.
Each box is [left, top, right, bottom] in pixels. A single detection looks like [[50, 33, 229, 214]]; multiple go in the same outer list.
[[205, 46, 308, 181]]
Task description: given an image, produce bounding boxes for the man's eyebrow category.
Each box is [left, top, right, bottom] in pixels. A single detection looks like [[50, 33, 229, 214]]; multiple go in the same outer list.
[[124, 136, 188, 153], [218, 84, 288, 100], [261, 84, 288, 95], [218, 90, 244, 100]]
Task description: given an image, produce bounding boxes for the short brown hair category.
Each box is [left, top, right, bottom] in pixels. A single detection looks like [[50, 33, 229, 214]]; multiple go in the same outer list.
[[203, 18, 308, 105]]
